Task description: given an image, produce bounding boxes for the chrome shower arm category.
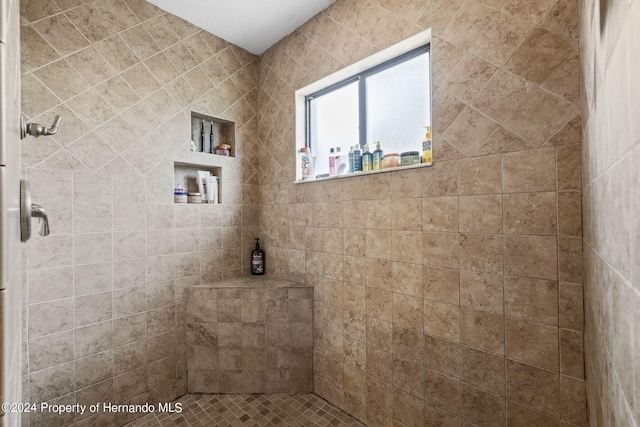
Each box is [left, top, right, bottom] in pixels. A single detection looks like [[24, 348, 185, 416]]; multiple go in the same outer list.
[[21, 115, 61, 139]]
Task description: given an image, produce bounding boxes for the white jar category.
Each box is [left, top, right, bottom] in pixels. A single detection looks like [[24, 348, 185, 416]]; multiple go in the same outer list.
[[174, 186, 188, 203]]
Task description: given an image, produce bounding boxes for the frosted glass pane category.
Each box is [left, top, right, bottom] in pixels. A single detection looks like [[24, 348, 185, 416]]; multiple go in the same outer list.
[[310, 81, 359, 176], [366, 52, 430, 154]]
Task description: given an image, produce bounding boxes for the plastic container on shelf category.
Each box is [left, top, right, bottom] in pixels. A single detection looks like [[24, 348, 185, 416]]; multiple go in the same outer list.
[[214, 144, 231, 156], [174, 185, 188, 203], [188, 192, 202, 203], [381, 153, 401, 169], [401, 151, 420, 166]]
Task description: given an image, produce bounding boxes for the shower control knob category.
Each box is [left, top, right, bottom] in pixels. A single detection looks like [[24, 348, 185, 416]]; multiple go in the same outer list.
[[20, 180, 51, 242]]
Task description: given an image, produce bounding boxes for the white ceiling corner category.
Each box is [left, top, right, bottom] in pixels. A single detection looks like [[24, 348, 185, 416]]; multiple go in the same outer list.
[[146, 0, 336, 55]]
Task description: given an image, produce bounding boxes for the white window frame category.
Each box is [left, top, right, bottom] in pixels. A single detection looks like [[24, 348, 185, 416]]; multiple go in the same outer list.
[[294, 29, 432, 181]]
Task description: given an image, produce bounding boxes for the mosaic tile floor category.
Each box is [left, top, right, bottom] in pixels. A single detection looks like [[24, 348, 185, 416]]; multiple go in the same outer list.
[[125, 393, 366, 427]]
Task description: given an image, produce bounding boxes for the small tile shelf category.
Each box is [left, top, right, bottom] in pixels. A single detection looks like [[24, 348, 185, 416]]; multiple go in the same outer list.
[[174, 162, 222, 203], [191, 111, 235, 156]]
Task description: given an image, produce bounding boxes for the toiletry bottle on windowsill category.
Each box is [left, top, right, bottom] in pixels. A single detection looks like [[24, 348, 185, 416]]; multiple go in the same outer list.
[[353, 144, 362, 172], [372, 141, 383, 170], [329, 148, 336, 177], [362, 143, 373, 172], [348, 146, 355, 174], [299, 147, 311, 181], [336, 147, 348, 175], [422, 126, 433, 166]]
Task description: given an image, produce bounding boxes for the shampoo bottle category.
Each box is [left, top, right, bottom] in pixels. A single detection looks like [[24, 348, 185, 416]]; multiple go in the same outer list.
[[362, 143, 373, 172], [372, 141, 383, 170], [251, 238, 265, 275], [422, 126, 433, 166], [353, 145, 363, 172], [348, 146, 355, 174], [329, 148, 336, 177]]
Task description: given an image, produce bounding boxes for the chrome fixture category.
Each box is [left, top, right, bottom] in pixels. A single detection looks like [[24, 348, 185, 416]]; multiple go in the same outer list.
[[20, 114, 61, 139], [31, 204, 50, 237], [20, 180, 50, 242]]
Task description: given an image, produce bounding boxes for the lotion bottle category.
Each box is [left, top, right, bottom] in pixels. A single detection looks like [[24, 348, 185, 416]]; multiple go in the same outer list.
[[372, 141, 383, 170], [422, 126, 433, 166], [362, 143, 373, 172]]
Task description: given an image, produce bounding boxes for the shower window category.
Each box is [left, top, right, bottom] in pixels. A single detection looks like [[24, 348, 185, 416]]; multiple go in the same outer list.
[[304, 43, 431, 177]]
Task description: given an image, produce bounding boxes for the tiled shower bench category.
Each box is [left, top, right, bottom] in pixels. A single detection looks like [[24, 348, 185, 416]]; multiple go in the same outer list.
[[186, 277, 314, 394]]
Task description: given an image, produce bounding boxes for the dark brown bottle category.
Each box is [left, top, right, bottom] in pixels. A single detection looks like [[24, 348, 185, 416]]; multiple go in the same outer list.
[[251, 238, 265, 275]]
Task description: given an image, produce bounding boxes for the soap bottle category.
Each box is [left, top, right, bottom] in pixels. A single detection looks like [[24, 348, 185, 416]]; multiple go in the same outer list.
[[251, 238, 265, 275], [329, 148, 336, 177], [353, 145, 363, 172], [372, 141, 383, 170], [348, 146, 355, 174], [422, 126, 433, 166], [362, 143, 373, 172]]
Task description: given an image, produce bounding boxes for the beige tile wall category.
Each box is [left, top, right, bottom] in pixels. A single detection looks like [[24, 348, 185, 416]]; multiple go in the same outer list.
[[258, 0, 585, 425], [580, 0, 640, 426], [19, 0, 592, 425], [20, 0, 258, 425]]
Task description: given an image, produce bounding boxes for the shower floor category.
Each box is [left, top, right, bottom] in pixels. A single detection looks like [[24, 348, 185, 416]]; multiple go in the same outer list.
[[124, 393, 366, 426]]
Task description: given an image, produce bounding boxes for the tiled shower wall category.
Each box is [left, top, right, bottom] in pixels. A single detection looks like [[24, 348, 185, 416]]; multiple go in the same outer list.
[[20, 0, 259, 425], [258, 0, 586, 426], [580, 0, 640, 426]]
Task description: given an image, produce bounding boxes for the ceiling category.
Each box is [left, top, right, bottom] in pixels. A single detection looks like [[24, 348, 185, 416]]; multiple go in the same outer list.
[[147, 0, 336, 55]]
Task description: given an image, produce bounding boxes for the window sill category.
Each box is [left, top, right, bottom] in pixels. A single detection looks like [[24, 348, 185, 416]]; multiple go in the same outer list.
[[294, 162, 433, 184]]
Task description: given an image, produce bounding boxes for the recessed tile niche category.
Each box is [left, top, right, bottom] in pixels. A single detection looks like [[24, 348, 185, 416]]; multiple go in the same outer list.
[[191, 111, 235, 156], [174, 162, 222, 203]]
